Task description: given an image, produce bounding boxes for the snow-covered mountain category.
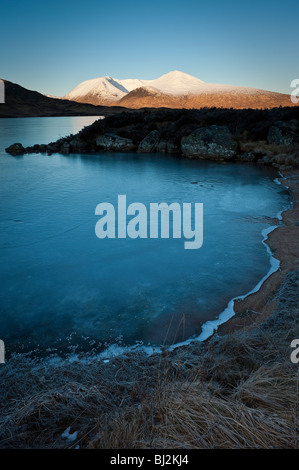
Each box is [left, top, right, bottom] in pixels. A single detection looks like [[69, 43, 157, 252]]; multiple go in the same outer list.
[[63, 71, 294, 109], [64, 76, 130, 104], [64, 71, 206, 104]]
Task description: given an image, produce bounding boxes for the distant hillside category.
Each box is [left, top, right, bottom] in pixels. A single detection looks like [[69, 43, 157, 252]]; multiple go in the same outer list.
[[118, 86, 295, 110], [0, 80, 123, 118], [1, 75, 297, 118]]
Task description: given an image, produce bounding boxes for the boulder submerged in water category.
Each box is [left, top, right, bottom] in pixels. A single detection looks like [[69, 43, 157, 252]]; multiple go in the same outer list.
[[5, 143, 26, 156], [181, 125, 238, 160]]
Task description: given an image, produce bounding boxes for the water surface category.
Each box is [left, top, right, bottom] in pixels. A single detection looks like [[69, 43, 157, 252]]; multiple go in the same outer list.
[[0, 117, 290, 356]]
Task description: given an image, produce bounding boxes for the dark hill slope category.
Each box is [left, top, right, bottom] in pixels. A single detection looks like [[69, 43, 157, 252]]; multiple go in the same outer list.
[[0, 80, 125, 117]]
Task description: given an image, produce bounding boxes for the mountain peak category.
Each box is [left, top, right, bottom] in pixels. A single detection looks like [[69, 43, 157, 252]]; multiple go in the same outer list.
[[162, 70, 187, 76], [160, 70, 204, 80], [146, 71, 206, 95], [161, 70, 199, 78]]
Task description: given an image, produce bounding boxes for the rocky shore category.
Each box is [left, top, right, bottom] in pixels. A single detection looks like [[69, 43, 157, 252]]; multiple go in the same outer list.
[[5, 107, 299, 171], [218, 170, 299, 333]]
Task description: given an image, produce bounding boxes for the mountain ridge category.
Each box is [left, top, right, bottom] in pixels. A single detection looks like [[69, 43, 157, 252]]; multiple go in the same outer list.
[[63, 71, 297, 109], [0, 75, 297, 118]]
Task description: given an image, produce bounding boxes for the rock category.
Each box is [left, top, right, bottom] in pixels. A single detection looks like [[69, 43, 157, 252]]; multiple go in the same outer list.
[[24, 144, 44, 154], [96, 133, 135, 152], [291, 153, 299, 168], [166, 139, 181, 154], [70, 139, 87, 151], [271, 154, 289, 165], [5, 143, 25, 156], [181, 125, 237, 160], [46, 145, 58, 153], [157, 139, 167, 153], [60, 142, 71, 154], [264, 155, 272, 163], [267, 123, 294, 145], [138, 130, 161, 153], [238, 151, 257, 162], [251, 147, 271, 158]]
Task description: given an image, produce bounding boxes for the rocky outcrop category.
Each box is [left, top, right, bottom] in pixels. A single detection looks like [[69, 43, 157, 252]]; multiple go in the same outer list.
[[181, 125, 237, 160], [137, 130, 161, 153], [5, 143, 25, 156], [5, 108, 299, 169], [96, 133, 135, 152]]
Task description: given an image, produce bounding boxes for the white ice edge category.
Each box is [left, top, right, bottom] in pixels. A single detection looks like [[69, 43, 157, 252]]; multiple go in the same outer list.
[[170, 224, 280, 349], [168, 175, 290, 351]]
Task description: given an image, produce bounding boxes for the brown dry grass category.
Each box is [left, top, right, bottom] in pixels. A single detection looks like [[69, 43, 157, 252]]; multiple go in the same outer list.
[[90, 330, 299, 449], [239, 140, 295, 155], [117, 90, 297, 110]]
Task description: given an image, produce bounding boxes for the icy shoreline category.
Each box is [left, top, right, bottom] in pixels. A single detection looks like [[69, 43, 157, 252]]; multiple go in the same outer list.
[[14, 175, 290, 368]]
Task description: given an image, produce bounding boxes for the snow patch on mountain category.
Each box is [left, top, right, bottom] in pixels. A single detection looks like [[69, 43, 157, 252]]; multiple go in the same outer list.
[[64, 76, 129, 101], [146, 71, 207, 95], [114, 78, 150, 92]]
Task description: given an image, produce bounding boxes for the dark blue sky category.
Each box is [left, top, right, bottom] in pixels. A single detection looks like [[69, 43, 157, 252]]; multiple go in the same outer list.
[[1, 0, 298, 96]]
